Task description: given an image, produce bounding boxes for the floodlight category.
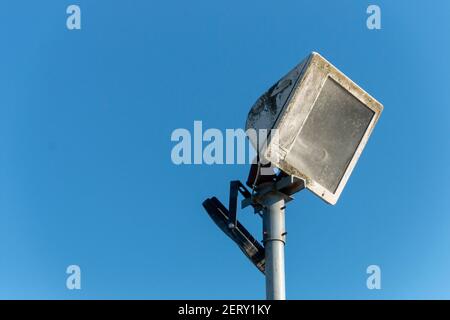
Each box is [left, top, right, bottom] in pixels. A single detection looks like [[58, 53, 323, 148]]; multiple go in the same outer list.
[[203, 51, 383, 300], [246, 52, 383, 204]]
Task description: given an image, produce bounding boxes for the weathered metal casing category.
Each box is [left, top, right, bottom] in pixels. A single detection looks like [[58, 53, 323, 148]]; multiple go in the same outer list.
[[246, 52, 383, 205]]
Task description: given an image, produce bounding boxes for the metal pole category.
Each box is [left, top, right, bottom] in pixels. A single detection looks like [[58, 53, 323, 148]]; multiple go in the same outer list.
[[262, 192, 286, 300]]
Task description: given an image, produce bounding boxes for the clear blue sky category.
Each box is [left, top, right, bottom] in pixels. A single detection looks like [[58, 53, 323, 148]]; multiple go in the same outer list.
[[1, 0, 450, 299]]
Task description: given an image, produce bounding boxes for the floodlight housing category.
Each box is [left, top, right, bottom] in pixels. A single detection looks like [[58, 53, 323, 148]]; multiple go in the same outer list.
[[246, 52, 383, 205]]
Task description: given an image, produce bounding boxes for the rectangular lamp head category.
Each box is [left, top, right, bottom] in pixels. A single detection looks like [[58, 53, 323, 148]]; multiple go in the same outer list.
[[246, 52, 383, 205]]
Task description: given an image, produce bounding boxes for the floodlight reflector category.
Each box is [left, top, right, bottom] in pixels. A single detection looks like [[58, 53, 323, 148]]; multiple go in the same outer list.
[[246, 52, 383, 205]]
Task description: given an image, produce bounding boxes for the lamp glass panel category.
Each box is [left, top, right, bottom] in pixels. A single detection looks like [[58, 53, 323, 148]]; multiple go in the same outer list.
[[289, 77, 375, 192]]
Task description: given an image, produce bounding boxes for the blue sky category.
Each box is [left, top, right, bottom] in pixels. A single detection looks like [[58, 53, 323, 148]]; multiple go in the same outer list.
[[0, 0, 450, 299]]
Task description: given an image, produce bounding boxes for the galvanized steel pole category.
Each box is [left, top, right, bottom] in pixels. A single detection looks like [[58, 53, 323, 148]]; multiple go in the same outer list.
[[262, 192, 286, 300]]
